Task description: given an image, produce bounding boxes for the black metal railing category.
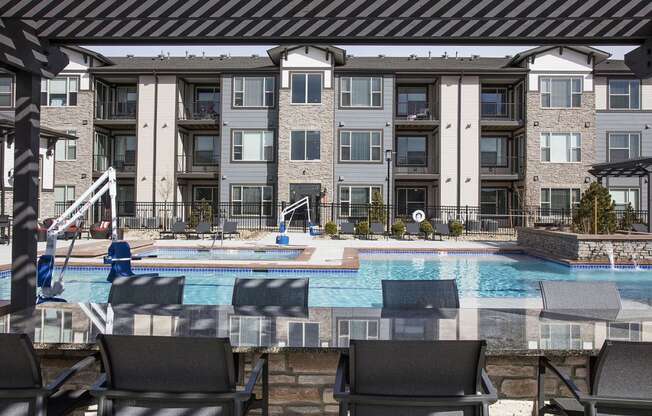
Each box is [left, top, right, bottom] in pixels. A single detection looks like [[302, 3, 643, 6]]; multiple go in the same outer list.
[[480, 101, 522, 120], [480, 156, 525, 176], [93, 154, 136, 173], [395, 102, 435, 120], [176, 154, 220, 173], [95, 100, 137, 120], [179, 100, 220, 120]]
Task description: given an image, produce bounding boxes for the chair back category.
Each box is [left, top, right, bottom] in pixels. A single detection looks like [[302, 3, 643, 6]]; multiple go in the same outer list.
[[382, 279, 460, 309], [349, 340, 485, 396], [406, 222, 420, 234], [109, 276, 185, 304], [539, 281, 621, 310], [196, 221, 211, 233], [232, 278, 308, 308], [370, 223, 384, 235], [435, 223, 450, 235], [171, 221, 186, 233], [223, 221, 238, 234], [97, 335, 235, 392], [0, 334, 42, 389], [341, 222, 355, 234], [631, 223, 648, 233], [592, 341, 652, 400]]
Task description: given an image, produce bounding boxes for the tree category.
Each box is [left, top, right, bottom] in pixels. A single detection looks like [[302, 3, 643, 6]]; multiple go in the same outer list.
[[368, 190, 386, 224], [619, 202, 639, 231], [572, 182, 617, 234]]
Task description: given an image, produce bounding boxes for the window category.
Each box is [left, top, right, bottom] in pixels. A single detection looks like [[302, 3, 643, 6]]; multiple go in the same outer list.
[[0, 75, 12, 107], [609, 79, 640, 110], [540, 77, 581, 108], [193, 186, 219, 205], [54, 185, 75, 205], [480, 137, 507, 167], [229, 316, 271, 347], [55, 130, 77, 161], [610, 188, 639, 210], [117, 185, 135, 216], [540, 323, 582, 350], [608, 322, 641, 341], [233, 76, 274, 107], [290, 131, 320, 161], [41, 76, 78, 107], [481, 87, 509, 117], [94, 132, 109, 171], [291, 73, 321, 104], [231, 185, 273, 217], [340, 131, 381, 162], [481, 188, 507, 215], [338, 319, 379, 347], [396, 86, 428, 118], [340, 77, 382, 107], [396, 188, 426, 216], [232, 130, 274, 162], [541, 188, 580, 212], [115, 86, 137, 117], [396, 136, 427, 166], [288, 322, 320, 347], [193, 135, 218, 165], [114, 136, 136, 169], [339, 186, 381, 217], [540, 133, 581, 162], [608, 132, 640, 162], [195, 86, 220, 117]]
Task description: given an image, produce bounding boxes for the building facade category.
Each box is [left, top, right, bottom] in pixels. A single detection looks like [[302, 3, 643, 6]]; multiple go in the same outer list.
[[0, 44, 649, 225]]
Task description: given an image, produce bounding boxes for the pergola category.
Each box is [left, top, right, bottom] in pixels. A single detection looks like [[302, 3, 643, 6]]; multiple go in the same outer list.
[[1, 0, 652, 309]]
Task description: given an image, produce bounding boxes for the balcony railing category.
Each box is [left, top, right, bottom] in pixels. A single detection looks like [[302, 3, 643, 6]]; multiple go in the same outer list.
[[178, 100, 220, 120], [93, 154, 136, 173], [481, 156, 525, 177], [176, 154, 220, 173], [394, 165, 438, 175], [96, 101, 137, 120], [480, 102, 521, 120], [395, 103, 435, 121]]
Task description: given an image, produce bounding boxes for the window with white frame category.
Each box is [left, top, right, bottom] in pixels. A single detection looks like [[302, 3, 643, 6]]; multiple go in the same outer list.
[[232, 130, 274, 162], [291, 73, 321, 104], [41, 76, 78, 107], [540, 77, 582, 108], [54, 185, 75, 205], [610, 188, 639, 210], [0, 75, 12, 107], [290, 131, 320, 161], [55, 130, 77, 161], [340, 76, 382, 107], [608, 132, 640, 162], [340, 131, 382, 162], [229, 316, 271, 347], [340, 186, 381, 217], [233, 76, 274, 107], [480, 137, 507, 167], [540, 133, 581, 162], [288, 322, 320, 347], [607, 322, 641, 341], [540, 323, 582, 350], [231, 185, 273, 217], [609, 79, 640, 110], [337, 319, 379, 347], [541, 188, 580, 212]]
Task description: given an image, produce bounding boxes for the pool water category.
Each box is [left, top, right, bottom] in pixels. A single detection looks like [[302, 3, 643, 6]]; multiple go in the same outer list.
[[2, 254, 652, 306], [138, 248, 302, 261]]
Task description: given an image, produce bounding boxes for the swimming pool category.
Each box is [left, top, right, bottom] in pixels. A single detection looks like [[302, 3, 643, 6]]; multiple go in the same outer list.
[[2, 253, 652, 306], [137, 247, 302, 261]]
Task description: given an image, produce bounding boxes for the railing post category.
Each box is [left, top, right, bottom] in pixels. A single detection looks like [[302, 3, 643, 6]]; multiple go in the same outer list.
[[259, 203, 263, 230], [465, 205, 469, 235]]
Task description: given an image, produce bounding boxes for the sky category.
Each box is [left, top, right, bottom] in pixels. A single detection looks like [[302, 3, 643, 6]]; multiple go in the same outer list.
[[85, 44, 638, 60]]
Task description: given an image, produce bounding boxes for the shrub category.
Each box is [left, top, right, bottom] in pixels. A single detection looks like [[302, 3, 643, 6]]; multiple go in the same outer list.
[[419, 220, 433, 237], [619, 202, 639, 231], [356, 221, 370, 236], [449, 220, 464, 237], [368, 191, 386, 224], [324, 221, 338, 236], [391, 220, 406, 239], [572, 182, 617, 234]]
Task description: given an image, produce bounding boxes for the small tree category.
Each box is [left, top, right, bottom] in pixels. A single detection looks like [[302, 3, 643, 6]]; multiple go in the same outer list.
[[356, 221, 370, 237], [449, 220, 464, 237], [619, 202, 639, 231], [572, 182, 617, 234], [391, 220, 406, 239], [368, 190, 386, 224], [419, 220, 433, 238], [324, 221, 338, 237]]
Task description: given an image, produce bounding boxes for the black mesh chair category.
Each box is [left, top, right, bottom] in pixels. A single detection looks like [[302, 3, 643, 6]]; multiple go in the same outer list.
[[92, 335, 268, 416], [222, 221, 241, 239], [334, 340, 497, 416], [232, 278, 309, 317], [538, 341, 652, 416], [340, 222, 356, 238], [160, 221, 188, 239], [108, 275, 185, 305], [539, 281, 622, 321], [0, 333, 96, 416], [382, 279, 459, 319], [405, 222, 421, 239], [434, 223, 450, 241], [370, 222, 385, 239]]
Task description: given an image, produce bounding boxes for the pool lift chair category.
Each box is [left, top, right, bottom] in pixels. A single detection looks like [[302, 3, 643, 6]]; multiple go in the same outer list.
[[37, 167, 156, 304], [276, 196, 318, 245]]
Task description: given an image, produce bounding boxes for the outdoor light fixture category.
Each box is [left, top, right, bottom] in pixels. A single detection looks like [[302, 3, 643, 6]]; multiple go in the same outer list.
[[584, 121, 591, 128], [533, 121, 539, 126], [338, 176, 344, 182], [533, 176, 539, 182], [386, 122, 391, 127], [223, 121, 229, 126], [339, 122, 345, 127], [584, 177, 591, 183], [143, 123, 148, 127], [646, 124, 651, 130]]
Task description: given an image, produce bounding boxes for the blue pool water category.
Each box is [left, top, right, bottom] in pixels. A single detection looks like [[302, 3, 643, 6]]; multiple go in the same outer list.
[[138, 248, 301, 261], [2, 254, 652, 306]]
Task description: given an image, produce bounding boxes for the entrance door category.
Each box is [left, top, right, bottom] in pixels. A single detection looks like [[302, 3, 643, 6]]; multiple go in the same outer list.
[[289, 183, 321, 228]]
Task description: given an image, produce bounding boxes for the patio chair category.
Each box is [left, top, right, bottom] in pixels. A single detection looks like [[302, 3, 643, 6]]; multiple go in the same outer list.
[[92, 335, 268, 416], [194, 221, 216, 239], [483, 219, 498, 234], [221, 221, 241, 239], [370, 222, 385, 239], [433, 223, 451, 241], [90, 221, 112, 239], [405, 222, 421, 239], [0, 333, 97, 416], [160, 221, 188, 239], [382, 279, 460, 319], [340, 222, 356, 238], [631, 223, 649, 233], [334, 340, 497, 416], [108, 275, 185, 305], [232, 277, 309, 317], [538, 340, 652, 416], [539, 281, 622, 321]]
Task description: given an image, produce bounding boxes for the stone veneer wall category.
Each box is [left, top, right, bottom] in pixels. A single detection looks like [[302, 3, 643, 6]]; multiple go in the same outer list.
[[276, 88, 334, 204], [518, 227, 652, 262], [40, 350, 589, 416], [524, 92, 596, 207]]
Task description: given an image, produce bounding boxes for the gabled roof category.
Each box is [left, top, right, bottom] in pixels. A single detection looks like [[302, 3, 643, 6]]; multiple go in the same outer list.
[[509, 45, 611, 66], [62, 45, 113, 66], [267, 45, 346, 66]]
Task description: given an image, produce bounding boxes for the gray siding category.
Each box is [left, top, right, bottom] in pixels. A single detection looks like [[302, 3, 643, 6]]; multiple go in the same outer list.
[[334, 74, 393, 201], [220, 74, 278, 204]]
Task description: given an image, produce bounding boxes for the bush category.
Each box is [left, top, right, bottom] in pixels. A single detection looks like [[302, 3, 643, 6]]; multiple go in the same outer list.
[[391, 220, 406, 239], [356, 221, 370, 236], [324, 221, 338, 236], [619, 203, 639, 231], [449, 220, 464, 237], [368, 191, 386, 224], [572, 182, 617, 234], [419, 220, 433, 237]]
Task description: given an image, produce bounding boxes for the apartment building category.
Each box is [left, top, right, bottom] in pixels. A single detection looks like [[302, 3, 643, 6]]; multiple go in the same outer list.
[[0, 44, 649, 223]]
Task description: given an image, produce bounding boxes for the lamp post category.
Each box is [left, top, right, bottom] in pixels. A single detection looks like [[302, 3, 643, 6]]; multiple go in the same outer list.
[[385, 149, 393, 234]]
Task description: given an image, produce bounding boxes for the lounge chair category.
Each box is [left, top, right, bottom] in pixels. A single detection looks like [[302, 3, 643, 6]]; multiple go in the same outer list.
[[340, 222, 355, 238], [382, 279, 459, 319], [194, 221, 216, 239], [433, 223, 451, 241], [631, 223, 649, 233], [370, 222, 385, 239], [538, 340, 652, 416], [405, 222, 421, 239], [0, 333, 97, 415], [483, 219, 498, 234], [539, 281, 622, 321], [232, 277, 309, 317], [334, 340, 497, 415], [221, 221, 241, 239], [160, 221, 188, 239], [108, 275, 185, 304], [92, 335, 268, 416]]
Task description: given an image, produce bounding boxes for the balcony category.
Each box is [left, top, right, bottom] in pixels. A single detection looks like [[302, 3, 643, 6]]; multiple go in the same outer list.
[[178, 100, 220, 129], [176, 154, 220, 177], [93, 154, 136, 175], [480, 156, 524, 180], [95, 101, 137, 127], [394, 85, 438, 128]]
